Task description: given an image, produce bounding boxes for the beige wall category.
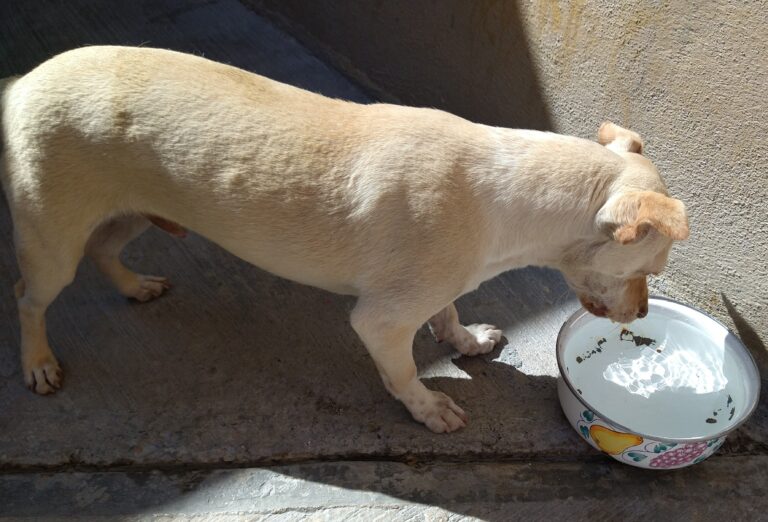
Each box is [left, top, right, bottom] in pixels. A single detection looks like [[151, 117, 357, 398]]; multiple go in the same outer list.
[[247, 0, 767, 338]]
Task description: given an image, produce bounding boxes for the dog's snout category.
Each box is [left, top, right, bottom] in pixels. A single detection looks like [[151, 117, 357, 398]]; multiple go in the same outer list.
[[579, 296, 608, 318]]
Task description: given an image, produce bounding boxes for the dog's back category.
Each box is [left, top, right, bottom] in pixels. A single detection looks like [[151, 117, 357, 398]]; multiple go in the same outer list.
[[2, 46, 495, 294]]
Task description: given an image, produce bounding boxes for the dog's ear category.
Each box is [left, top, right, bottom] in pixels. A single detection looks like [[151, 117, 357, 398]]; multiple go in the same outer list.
[[599, 191, 689, 244], [598, 121, 644, 154]]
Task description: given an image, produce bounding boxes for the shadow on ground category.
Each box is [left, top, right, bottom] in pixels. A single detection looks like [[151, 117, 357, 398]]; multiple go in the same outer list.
[[721, 294, 768, 453], [0, 191, 586, 519]]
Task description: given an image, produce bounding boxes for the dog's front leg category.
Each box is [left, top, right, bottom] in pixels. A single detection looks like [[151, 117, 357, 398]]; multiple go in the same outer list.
[[428, 303, 502, 356], [351, 300, 467, 433]]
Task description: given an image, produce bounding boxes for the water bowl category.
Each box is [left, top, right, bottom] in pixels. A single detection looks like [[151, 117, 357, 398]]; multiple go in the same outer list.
[[557, 296, 760, 469]]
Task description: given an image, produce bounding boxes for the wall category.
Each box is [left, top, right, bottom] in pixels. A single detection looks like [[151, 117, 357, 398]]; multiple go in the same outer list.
[[245, 0, 767, 338]]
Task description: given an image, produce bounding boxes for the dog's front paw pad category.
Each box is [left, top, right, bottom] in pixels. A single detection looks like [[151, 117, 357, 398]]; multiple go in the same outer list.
[[24, 358, 63, 395], [417, 391, 468, 433], [130, 275, 171, 302], [457, 324, 503, 356]]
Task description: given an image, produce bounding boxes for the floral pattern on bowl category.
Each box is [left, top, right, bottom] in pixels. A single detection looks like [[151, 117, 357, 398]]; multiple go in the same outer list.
[[558, 378, 726, 469]]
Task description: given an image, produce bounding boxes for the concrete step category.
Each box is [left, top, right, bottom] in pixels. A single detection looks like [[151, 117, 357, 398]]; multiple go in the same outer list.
[[3, 457, 768, 520]]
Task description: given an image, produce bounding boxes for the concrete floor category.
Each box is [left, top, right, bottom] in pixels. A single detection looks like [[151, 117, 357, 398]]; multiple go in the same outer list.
[[1, 1, 767, 520]]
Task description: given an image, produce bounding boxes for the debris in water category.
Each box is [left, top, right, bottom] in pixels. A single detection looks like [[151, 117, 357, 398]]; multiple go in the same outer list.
[[576, 337, 611, 364], [619, 328, 656, 347]]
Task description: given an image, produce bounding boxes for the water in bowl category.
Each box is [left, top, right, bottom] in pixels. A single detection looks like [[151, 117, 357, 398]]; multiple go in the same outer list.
[[561, 301, 755, 440]]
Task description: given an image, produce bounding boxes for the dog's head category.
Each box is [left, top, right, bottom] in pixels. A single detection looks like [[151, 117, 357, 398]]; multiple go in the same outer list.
[[559, 122, 689, 323]]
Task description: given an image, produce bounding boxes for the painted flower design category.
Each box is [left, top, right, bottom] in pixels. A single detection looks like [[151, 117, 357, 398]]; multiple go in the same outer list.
[[572, 406, 722, 469], [648, 442, 708, 468]]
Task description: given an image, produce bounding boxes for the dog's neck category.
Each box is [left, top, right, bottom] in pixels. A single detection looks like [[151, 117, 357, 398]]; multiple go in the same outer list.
[[470, 126, 621, 280]]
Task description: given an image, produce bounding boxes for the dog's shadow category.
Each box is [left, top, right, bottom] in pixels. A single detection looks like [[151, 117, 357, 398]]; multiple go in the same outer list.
[[0, 222, 576, 453]]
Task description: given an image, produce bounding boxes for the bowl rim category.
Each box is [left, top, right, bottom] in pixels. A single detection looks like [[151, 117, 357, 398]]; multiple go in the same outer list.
[[556, 295, 762, 443]]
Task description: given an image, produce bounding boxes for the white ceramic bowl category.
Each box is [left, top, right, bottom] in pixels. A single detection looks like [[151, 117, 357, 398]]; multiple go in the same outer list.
[[557, 296, 760, 469]]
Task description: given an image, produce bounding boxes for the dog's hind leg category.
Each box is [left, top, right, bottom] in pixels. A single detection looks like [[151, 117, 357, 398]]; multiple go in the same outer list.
[[428, 303, 502, 356], [85, 215, 169, 302], [14, 218, 91, 394]]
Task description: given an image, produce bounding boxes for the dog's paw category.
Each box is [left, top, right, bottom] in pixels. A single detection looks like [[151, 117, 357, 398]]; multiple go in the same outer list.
[[125, 275, 171, 302], [411, 390, 468, 433], [454, 323, 503, 356], [24, 356, 63, 395]]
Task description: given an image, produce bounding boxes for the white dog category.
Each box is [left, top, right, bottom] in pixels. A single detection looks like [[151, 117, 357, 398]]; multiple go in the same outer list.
[[0, 47, 688, 432]]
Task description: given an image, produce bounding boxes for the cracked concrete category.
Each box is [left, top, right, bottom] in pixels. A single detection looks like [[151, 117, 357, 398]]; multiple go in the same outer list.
[[0, 0, 767, 520]]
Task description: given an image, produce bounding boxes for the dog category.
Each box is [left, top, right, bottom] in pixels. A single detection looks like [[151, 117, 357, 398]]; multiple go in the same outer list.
[[0, 46, 688, 433]]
